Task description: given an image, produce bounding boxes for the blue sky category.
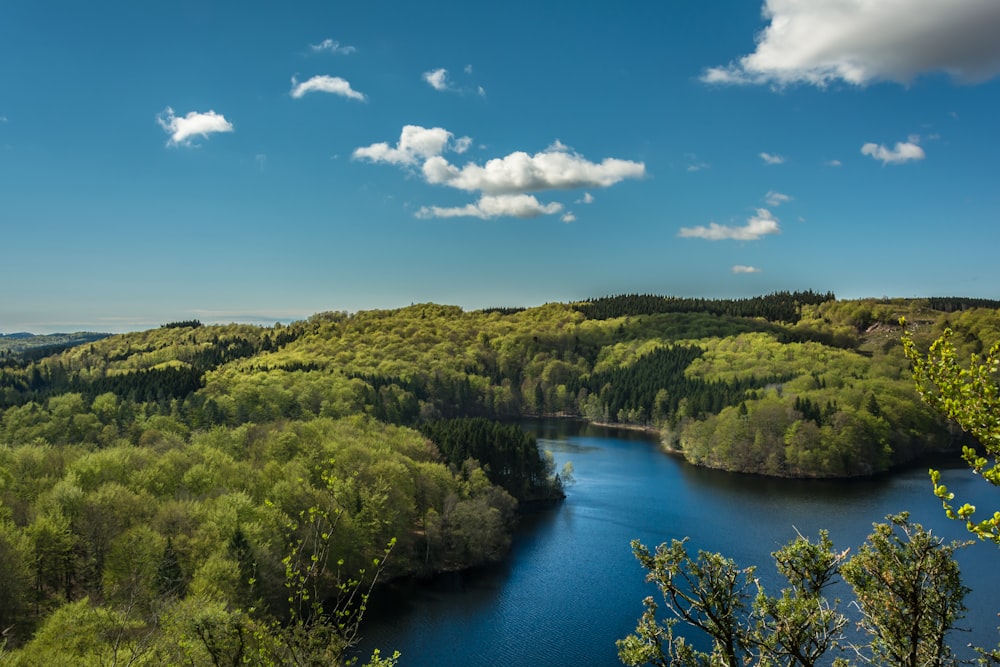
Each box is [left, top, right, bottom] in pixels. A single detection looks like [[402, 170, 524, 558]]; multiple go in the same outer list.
[[3, 1, 1000, 333]]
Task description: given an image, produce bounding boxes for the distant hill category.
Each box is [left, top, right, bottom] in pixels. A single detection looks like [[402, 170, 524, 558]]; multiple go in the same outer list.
[[0, 331, 110, 355]]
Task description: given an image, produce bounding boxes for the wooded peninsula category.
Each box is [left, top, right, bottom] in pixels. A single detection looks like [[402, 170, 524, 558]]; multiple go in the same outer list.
[[1, 291, 998, 664]]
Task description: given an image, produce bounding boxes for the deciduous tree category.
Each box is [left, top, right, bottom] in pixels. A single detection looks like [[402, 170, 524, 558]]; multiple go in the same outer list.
[[902, 323, 1000, 542]]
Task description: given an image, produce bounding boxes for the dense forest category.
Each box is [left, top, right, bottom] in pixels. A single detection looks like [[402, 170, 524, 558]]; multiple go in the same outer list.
[[1, 292, 998, 663]]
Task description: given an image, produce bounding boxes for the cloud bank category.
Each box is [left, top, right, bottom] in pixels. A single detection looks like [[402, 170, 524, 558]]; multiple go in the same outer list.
[[703, 0, 1000, 87], [861, 138, 926, 165], [156, 107, 233, 146], [422, 145, 646, 195], [355, 126, 645, 219], [290, 75, 366, 101], [679, 208, 780, 241]]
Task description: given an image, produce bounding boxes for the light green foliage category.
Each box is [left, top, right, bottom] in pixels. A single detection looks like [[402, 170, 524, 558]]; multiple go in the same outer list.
[[903, 322, 1000, 542], [840, 513, 970, 667], [620, 517, 972, 667]]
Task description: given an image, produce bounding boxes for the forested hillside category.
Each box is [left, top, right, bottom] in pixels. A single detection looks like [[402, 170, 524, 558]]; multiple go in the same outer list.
[[1, 292, 998, 663]]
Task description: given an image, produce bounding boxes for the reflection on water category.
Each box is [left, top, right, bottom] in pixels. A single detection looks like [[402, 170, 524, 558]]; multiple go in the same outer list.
[[357, 419, 1000, 666]]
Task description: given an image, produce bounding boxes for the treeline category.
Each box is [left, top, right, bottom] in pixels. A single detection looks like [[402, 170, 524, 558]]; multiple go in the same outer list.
[[927, 296, 1000, 312], [160, 319, 203, 329], [575, 290, 835, 322]]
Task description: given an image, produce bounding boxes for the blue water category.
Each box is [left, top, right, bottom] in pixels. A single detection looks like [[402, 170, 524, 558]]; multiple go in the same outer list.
[[357, 420, 1000, 665]]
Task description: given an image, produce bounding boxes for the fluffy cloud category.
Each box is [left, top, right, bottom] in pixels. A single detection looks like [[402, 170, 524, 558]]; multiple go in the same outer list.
[[421, 144, 646, 195], [732, 265, 762, 274], [353, 125, 470, 166], [423, 68, 449, 91], [765, 190, 791, 206], [156, 107, 233, 147], [290, 75, 366, 101], [861, 138, 926, 165], [760, 152, 785, 165], [310, 38, 356, 55], [703, 0, 1000, 87], [416, 194, 563, 220], [357, 125, 644, 220], [679, 208, 781, 241]]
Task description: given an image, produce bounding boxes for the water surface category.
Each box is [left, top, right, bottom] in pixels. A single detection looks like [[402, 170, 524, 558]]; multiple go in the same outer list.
[[359, 420, 1000, 665]]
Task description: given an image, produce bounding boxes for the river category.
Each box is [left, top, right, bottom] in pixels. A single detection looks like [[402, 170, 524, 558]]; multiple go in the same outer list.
[[357, 420, 1000, 665]]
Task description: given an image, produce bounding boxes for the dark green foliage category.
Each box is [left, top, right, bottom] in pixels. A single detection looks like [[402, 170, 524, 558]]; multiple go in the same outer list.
[[576, 290, 835, 323], [160, 320, 203, 329], [926, 296, 1000, 312], [83, 366, 205, 403], [157, 537, 185, 598], [579, 345, 785, 425], [419, 417, 559, 501]]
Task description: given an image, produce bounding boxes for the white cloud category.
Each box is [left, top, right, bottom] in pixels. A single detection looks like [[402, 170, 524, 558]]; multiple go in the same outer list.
[[310, 39, 356, 55], [290, 75, 366, 101], [577, 192, 594, 204], [679, 208, 781, 241], [423, 68, 450, 91], [561, 212, 577, 223], [353, 125, 470, 166], [732, 265, 762, 274], [826, 159, 843, 167], [421, 144, 646, 195], [765, 190, 791, 206], [358, 125, 643, 219], [702, 0, 1000, 87], [424, 66, 486, 96], [760, 152, 785, 165], [156, 107, 233, 147], [861, 137, 926, 164], [416, 194, 563, 220]]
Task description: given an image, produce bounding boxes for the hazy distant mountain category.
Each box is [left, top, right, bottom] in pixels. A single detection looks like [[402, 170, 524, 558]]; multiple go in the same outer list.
[[0, 331, 110, 354]]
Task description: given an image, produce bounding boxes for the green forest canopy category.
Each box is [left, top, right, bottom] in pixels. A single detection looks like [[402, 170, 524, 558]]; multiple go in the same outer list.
[[1, 292, 999, 663]]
